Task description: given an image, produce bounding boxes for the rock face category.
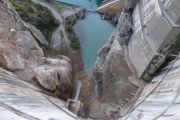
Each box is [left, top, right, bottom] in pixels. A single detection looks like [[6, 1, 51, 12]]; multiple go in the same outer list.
[[93, 9, 145, 117], [94, 0, 180, 118], [34, 57, 72, 91], [100, 11, 122, 24], [0, 0, 73, 95], [24, 22, 49, 47], [62, 6, 85, 25]]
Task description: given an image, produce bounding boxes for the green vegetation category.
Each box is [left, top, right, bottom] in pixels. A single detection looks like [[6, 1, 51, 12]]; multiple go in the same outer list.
[[143, 74, 153, 83], [12, 0, 59, 42], [106, 46, 111, 51], [34, 9, 37, 13], [66, 24, 73, 32], [60, 31, 64, 38], [10, 0, 14, 4], [16, 4, 21, 11], [55, 6, 63, 13], [114, 99, 119, 105], [127, 28, 133, 35], [70, 39, 80, 49], [169, 37, 180, 54], [27, 7, 33, 13], [23, 2, 27, 5], [65, 24, 80, 50], [128, 8, 134, 16]]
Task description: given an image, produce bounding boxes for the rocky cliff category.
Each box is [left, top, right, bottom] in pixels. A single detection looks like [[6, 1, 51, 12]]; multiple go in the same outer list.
[[0, 0, 73, 99], [93, 0, 180, 118]]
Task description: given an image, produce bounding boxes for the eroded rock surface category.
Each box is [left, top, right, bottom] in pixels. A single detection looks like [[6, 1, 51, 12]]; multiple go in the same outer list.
[[92, 9, 145, 118], [24, 22, 49, 47], [62, 6, 85, 25], [0, 0, 73, 96]]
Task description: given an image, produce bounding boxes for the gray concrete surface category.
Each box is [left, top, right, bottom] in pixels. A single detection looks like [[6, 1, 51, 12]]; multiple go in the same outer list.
[[128, 0, 180, 78], [0, 72, 78, 120], [120, 54, 180, 120]]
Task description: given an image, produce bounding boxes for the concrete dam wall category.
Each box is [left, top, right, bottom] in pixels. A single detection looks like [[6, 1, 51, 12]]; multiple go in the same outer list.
[[120, 54, 180, 120], [121, 0, 180, 119], [94, 0, 180, 119], [128, 0, 180, 78], [0, 69, 78, 120]]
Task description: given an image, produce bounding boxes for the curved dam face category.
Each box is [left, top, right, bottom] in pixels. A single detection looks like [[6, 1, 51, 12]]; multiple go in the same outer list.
[[0, 70, 78, 120]]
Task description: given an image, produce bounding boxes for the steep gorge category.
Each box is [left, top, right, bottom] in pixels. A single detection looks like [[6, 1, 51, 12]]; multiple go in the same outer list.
[[0, 0, 180, 119]]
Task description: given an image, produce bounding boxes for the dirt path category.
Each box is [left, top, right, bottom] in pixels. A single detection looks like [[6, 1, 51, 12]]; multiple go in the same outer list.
[[31, 0, 70, 48], [60, 25, 70, 44]]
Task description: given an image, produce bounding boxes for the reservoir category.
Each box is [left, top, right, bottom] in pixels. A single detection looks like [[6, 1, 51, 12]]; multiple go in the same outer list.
[[58, 0, 115, 76]]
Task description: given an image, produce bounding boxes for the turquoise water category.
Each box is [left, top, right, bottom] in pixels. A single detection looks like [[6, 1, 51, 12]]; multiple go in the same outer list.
[[58, 0, 102, 10], [73, 13, 114, 76], [58, 0, 115, 76]]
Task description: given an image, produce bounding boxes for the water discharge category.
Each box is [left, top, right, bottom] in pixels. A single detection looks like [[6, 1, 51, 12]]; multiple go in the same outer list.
[[74, 80, 82, 100]]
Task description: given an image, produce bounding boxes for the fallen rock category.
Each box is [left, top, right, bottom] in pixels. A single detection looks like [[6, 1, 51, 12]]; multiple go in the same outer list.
[[24, 22, 49, 47]]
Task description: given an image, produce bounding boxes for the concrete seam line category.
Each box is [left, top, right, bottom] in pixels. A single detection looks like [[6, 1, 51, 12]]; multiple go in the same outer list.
[[42, 94, 78, 119], [124, 50, 180, 120], [0, 101, 39, 120], [153, 85, 180, 120], [157, 0, 180, 28]]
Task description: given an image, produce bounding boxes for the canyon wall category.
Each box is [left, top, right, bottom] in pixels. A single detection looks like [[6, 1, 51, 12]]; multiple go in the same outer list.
[[1, 0, 180, 119], [0, 0, 73, 99], [94, 0, 180, 119], [0, 0, 79, 119]]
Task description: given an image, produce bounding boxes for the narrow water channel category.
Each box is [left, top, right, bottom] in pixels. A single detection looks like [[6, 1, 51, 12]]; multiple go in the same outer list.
[[58, 0, 115, 77]]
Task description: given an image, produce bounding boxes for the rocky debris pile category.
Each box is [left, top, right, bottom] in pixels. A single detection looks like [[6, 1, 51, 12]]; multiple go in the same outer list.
[[0, 0, 73, 98]]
